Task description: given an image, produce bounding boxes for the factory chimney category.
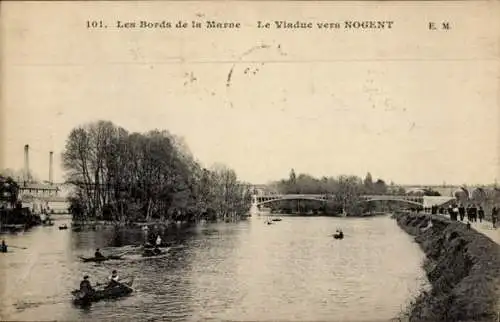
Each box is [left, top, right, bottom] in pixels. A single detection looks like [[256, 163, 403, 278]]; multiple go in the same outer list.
[[49, 151, 54, 184], [24, 144, 30, 183]]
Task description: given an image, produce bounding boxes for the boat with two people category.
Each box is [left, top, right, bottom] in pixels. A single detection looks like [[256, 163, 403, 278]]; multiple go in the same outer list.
[[72, 271, 134, 305], [59, 224, 68, 230], [333, 229, 344, 240]]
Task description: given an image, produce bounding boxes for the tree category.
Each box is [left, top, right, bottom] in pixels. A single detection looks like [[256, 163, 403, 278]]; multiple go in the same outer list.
[[0, 176, 19, 208], [363, 172, 374, 194], [334, 175, 363, 215], [373, 179, 388, 195], [422, 188, 441, 196]]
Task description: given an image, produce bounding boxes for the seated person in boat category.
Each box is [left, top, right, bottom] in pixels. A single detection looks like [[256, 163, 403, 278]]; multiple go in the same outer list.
[[95, 248, 105, 259], [106, 270, 120, 288], [1, 240, 7, 253], [79, 275, 95, 295]]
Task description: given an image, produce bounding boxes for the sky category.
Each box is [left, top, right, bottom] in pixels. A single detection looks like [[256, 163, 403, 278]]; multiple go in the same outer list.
[[1, 2, 499, 186]]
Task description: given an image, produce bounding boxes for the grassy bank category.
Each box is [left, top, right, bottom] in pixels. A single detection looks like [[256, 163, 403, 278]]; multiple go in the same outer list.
[[393, 212, 500, 322]]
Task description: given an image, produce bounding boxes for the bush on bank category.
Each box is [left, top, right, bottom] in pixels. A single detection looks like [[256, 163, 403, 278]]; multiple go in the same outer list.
[[393, 212, 500, 322]]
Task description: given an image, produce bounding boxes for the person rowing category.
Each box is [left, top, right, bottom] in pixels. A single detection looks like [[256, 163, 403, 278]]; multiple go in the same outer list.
[[1, 240, 7, 253], [79, 275, 95, 296], [95, 248, 105, 259], [105, 270, 120, 289]]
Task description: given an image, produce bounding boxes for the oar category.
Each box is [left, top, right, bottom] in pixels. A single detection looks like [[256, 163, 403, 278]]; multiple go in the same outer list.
[[8, 245, 27, 250], [113, 249, 134, 258]]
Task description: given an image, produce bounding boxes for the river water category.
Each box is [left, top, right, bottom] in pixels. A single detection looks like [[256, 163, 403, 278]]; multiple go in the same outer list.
[[0, 214, 428, 321]]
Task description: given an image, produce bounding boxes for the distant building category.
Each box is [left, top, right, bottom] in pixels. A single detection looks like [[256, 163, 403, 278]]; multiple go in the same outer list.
[[18, 182, 60, 200]]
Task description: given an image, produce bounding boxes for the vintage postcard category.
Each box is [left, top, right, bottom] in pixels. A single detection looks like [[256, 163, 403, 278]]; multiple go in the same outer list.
[[1, 1, 499, 321]]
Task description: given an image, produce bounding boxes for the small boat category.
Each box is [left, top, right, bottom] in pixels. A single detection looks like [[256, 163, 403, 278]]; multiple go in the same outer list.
[[79, 255, 124, 263], [333, 232, 344, 239], [59, 224, 68, 230], [71, 279, 134, 305], [271, 218, 282, 222]]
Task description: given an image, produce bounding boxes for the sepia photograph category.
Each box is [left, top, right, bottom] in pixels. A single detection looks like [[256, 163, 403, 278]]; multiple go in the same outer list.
[[1, 1, 499, 321]]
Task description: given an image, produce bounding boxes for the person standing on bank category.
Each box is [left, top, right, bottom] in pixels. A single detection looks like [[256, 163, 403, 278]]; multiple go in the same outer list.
[[452, 204, 459, 221], [458, 204, 465, 221], [492, 206, 498, 229], [478, 206, 485, 223], [471, 204, 478, 222]]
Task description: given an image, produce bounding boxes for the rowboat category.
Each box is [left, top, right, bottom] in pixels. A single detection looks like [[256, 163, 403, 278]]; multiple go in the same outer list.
[[71, 279, 134, 305], [59, 224, 68, 230], [79, 255, 124, 263], [333, 232, 344, 239]]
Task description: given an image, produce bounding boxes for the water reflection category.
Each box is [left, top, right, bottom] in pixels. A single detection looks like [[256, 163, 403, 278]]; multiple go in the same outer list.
[[1, 215, 427, 321]]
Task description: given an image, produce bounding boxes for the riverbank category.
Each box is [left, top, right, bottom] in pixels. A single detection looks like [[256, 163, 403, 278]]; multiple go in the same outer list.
[[0, 208, 42, 232], [393, 211, 500, 321]]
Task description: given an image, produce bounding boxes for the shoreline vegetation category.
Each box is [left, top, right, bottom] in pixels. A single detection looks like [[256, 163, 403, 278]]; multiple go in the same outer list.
[[266, 169, 422, 216], [393, 211, 500, 322], [62, 120, 252, 224]]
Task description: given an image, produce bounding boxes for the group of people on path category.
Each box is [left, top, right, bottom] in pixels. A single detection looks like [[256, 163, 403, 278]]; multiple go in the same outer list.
[[428, 203, 498, 228], [447, 204, 485, 222]]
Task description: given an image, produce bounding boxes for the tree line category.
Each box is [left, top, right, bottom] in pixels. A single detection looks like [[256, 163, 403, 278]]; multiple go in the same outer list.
[[62, 120, 252, 223], [265, 170, 420, 215], [273, 170, 398, 196]]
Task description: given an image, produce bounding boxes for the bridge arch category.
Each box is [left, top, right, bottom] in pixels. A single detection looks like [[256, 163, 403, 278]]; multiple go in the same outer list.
[[253, 195, 328, 206], [357, 198, 423, 207]]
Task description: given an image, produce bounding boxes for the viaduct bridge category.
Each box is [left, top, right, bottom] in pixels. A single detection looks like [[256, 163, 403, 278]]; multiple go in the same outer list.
[[252, 194, 454, 208]]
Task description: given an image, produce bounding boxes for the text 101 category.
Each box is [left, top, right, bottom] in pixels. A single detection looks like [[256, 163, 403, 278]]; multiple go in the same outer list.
[[86, 20, 106, 29]]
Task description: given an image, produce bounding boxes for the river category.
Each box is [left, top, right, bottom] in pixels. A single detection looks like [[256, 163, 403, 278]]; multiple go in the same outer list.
[[0, 214, 428, 321]]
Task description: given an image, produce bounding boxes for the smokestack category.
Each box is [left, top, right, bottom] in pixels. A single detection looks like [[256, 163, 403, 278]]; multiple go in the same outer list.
[[49, 151, 54, 184], [24, 144, 30, 183]]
